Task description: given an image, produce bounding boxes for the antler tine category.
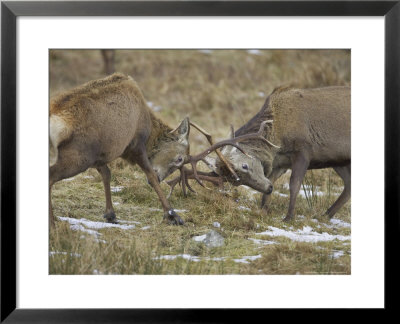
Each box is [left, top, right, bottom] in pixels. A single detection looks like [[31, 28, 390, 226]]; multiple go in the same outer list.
[[190, 121, 241, 181], [166, 167, 224, 198], [185, 120, 280, 183]]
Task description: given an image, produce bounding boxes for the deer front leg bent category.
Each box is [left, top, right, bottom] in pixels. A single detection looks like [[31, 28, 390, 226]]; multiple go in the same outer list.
[[136, 146, 184, 225]]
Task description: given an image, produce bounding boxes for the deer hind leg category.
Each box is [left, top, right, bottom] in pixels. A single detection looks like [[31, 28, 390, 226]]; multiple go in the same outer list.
[[283, 153, 310, 222], [49, 145, 93, 226], [261, 168, 287, 212], [325, 164, 351, 218], [133, 144, 184, 226], [96, 165, 117, 223]]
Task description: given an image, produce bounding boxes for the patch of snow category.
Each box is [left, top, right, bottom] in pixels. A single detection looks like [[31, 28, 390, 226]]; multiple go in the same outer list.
[[111, 186, 124, 193], [141, 226, 151, 230], [248, 238, 277, 246], [274, 192, 289, 197], [213, 222, 221, 228], [192, 234, 207, 242], [256, 226, 351, 243], [247, 49, 262, 55], [233, 255, 262, 264], [328, 219, 351, 228], [155, 254, 201, 262], [258, 91, 265, 97], [58, 216, 135, 230], [118, 219, 141, 225], [154, 254, 227, 262], [238, 205, 251, 211], [331, 250, 345, 259], [70, 224, 101, 237], [114, 202, 120, 205], [83, 175, 94, 179]]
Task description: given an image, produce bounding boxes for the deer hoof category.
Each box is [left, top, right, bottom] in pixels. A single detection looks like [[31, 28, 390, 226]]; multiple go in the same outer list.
[[164, 210, 185, 226], [282, 215, 293, 222], [104, 211, 117, 224]]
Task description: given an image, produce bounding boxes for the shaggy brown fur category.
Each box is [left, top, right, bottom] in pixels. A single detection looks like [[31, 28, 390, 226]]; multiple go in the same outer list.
[[215, 86, 351, 221], [50, 73, 190, 227]]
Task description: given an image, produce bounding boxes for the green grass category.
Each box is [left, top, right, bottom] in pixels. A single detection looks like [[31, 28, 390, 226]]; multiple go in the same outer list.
[[49, 49, 351, 275]]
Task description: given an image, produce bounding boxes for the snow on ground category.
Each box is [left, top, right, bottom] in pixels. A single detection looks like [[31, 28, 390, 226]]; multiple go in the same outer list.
[[233, 255, 262, 264], [118, 219, 141, 225], [328, 219, 351, 228], [213, 222, 221, 228], [331, 250, 345, 259], [59, 216, 135, 240], [238, 205, 251, 211], [153, 254, 261, 264], [153, 254, 225, 262], [70, 224, 101, 237], [248, 238, 277, 246], [110, 186, 124, 193], [192, 234, 207, 242], [256, 226, 351, 243]]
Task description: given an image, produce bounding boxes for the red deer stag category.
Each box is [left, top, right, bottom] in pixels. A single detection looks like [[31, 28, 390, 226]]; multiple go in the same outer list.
[[170, 86, 351, 222], [50, 73, 193, 226]]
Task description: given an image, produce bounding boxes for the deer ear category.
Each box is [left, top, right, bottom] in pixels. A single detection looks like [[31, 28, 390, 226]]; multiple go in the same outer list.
[[172, 117, 190, 144]]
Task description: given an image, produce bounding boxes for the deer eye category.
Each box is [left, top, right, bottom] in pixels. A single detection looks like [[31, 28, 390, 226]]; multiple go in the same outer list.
[[242, 163, 248, 170], [176, 156, 183, 164]]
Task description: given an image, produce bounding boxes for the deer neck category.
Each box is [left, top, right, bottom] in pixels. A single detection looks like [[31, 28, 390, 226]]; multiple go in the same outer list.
[[146, 112, 174, 156]]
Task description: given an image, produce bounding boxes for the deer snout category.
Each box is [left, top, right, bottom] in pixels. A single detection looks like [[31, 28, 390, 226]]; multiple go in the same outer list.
[[266, 184, 273, 195]]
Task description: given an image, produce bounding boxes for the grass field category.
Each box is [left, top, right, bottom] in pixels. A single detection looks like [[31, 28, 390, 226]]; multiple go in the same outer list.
[[49, 49, 351, 275]]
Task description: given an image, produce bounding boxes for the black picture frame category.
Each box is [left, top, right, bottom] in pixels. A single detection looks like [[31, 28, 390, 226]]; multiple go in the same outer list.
[[1, 1, 399, 322]]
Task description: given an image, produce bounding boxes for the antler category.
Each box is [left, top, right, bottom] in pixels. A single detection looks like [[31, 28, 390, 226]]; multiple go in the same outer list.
[[189, 121, 241, 180], [166, 120, 279, 198], [187, 120, 279, 186], [166, 166, 223, 198]]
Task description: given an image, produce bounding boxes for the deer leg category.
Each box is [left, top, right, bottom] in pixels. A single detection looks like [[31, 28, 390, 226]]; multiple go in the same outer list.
[[261, 168, 287, 212], [135, 145, 184, 225], [283, 153, 310, 222], [325, 164, 351, 218], [96, 165, 117, 223], [49, 144, 93, 226]]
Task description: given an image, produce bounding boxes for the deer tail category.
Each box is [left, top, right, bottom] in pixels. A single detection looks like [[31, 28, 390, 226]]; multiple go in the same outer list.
[[49, 115, 72, 167]]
